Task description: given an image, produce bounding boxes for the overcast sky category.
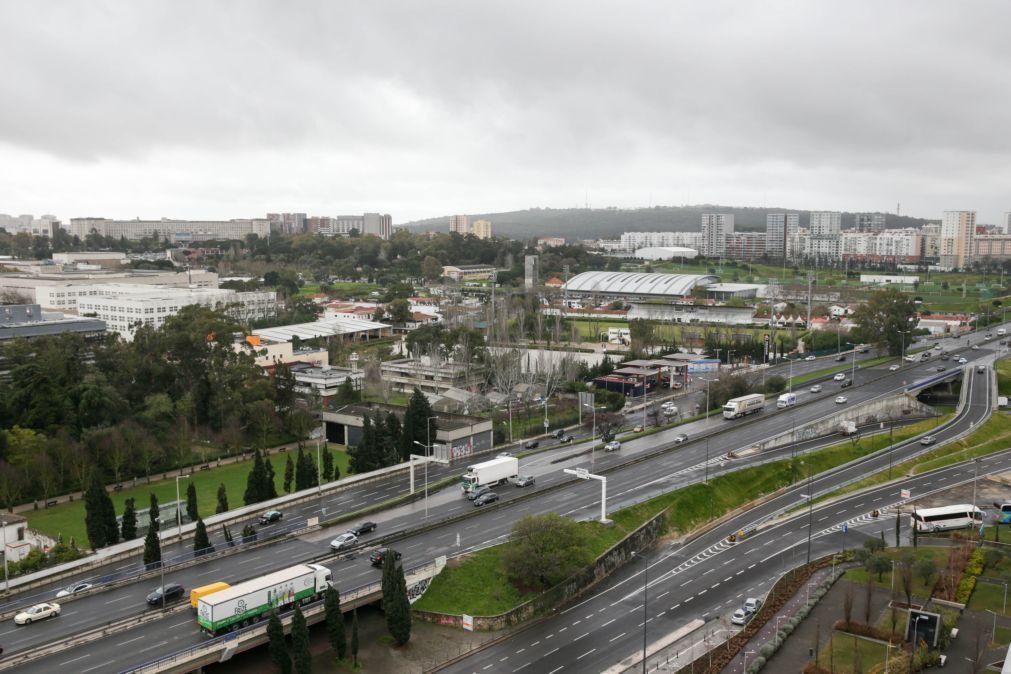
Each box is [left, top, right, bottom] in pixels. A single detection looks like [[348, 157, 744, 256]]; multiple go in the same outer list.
[[2, 1, 1009, 225]]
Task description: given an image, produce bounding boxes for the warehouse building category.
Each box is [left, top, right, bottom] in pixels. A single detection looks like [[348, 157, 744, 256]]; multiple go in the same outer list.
[[560, 271, 719, 303]]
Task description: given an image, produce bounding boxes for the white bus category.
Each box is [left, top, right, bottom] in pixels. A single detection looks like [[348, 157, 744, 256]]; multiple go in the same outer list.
[[910, 504, 983, 533]]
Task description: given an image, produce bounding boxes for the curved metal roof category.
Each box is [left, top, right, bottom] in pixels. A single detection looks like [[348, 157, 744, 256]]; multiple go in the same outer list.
[[561, 271, 718, 297]]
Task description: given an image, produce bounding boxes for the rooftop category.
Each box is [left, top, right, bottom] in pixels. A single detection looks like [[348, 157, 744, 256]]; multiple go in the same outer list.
[[253, 317, 390, 343], [562, 271, 718, 297]]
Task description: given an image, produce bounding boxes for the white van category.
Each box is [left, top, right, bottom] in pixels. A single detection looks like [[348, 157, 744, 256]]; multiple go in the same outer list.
[[999, 328, 1007, 336], [776, 393, 797, 408]]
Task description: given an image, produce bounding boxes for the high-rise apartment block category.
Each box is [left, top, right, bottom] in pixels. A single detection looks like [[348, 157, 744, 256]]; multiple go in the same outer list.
[[940, 210, 976, 268], [853, 213, 886, 232], [471, 219, 492, 239], [267, 213, 306, 234], [700, 214, 734, 258], [524, 255, 539, 289], [618, 231, 704, 251], [809, 212, 842, 237], [1004, 212, 1011, 235], [449, 215, 470, 235], [765, 213, 799, 259]]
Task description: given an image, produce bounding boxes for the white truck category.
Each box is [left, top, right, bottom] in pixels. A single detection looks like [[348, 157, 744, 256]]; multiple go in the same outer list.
[[197, 563, 332, 635], [776, 392, 797, 408], [723, 394, 766, 419], [461, 456, 519, 495], [838, 420, 858, 436]]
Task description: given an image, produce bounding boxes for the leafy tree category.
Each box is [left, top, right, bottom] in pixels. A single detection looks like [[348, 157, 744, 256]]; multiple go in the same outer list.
[[267, 610, 292, 674], [149, 493, 160, 532], [335, 378, 360, 404], [421, 255, 443, 280], [120, 497, 138, 541], [914, 557, 936, 588], [322, 448, 335, 483], [284, 454, 295, 493], [382, 548, 411, 645], [866, 553, 892, 582], [84, 473, 118, 549], [501, 513, 593, 590], [216, 482, 229, 514], [143, 525, 161, 569], [193, 518, 213, 556], [186, 481, 199, 523], [387, 298, 412, 325], [325, 586, 347, 660], [350, 609, 359, 667], [291, 604, 312, 674], [850, 287, 918, 355]]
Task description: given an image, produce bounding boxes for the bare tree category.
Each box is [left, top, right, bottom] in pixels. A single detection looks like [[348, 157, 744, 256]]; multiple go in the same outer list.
[[488, 348, 523, 398], [863, 575, 874, 624], [900, 556, 915, 609], [843, 584, 854, 626]]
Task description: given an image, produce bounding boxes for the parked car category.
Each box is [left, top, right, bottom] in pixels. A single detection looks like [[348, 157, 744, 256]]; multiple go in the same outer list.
[[523, 440, 539, 449], [835, 396, 848, 404], [804, 355, 816, 361], [833, 373, 847, 381], [515, 475, 536, 488], [329, 532, 358, 551], [258, 510, 283, 525], [920, 435, 936, 446], [604, 441, 622, 452], [473, 491, 499, 507], [348, 521, 377, 536], [840, 380, 853, 388], [731, 608, 749, 626], [809, 384, 822, 393], [369, 548, 402, 567], [14, 602, 61, 625], [146, 584, 185, 606], [744, 597, 763, 614], [674, 433, 689, 444], [56, 582, 93, 598]]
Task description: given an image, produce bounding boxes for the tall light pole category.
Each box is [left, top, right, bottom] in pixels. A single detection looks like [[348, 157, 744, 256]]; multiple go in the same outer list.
[[801, 468, 814, 565], [702, 377, 719, 427], [175, 474, 189, 543], [631, 550, 648, 673], [789, 358, 794, 393], [1, 520, 8, 593]]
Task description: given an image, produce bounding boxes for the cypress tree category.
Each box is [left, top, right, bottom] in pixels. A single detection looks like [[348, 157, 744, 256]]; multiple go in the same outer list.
[[84, 473, 108, 549], [149, 493, 160, 532], [186, 481, 199, 523], [101, 483, 119, 546], [350, 609, 359, 667], [324, 586, 346, 660], [291, 604, 311, 674], [382, 549, 411, 645], [143, 525, 161, 569], [265, 457, 278, 499], [244, 450, 267, 505], [216, 482, 229, 514], [332, 462, 340, 482], [322, 448, 334, 483], [267, 610, 291, 674], [385, 412, 404, 464], [284, 454, 295, 493], [120, 497, 138, 541], [295, 446, 308, 491], [193, 519, 213, 556]]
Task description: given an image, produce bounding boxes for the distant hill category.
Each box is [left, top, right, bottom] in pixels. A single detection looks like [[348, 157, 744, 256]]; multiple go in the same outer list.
[[399, 205, 935, 240]]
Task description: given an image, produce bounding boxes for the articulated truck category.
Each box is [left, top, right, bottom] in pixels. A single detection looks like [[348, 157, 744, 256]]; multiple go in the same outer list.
[[461, 456, 519, 495], [722, 394, 765, 419], [197, 564, 331, 635]]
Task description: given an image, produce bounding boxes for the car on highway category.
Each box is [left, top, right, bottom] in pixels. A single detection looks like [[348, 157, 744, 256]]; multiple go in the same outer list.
[[468, 485, 492, 501], [56, 582, 94, 598], [986, 333, 994, 339], [559, 435, 574, 443], [744, 597, 763, 614], [523, 440, 539, 449], [904, 355, 917, 362], [348, 521, 376, 536], [369, 548, 402, 567], [473, 491, 499, 506], [497, 451, 513, 458], [809, 384, 822, 393], [329, 532, 358, 551], [258, 510, 283, 525], [920, 435, 936, 446], [835, 396, 848, 404], [936, 366, 947, 372], [731, 608, 750, 626], [633, 424, 644, 433], [833, 373, 846, 381], [958, 357, 968, 364], [14, 602, 61, 625], [835, 354, 845, 362], [604, 440, 621, 452], [933, 344, 942, 350], [888, 364, 900, 371], [146, 584, 185, 606], [840, 380, 853, 388], [515, 475, 536, 487], [972, 345, 980, 350], [552, 428, 566, 440], [674, 433, 689, 444], [804, 355, 816, 361]]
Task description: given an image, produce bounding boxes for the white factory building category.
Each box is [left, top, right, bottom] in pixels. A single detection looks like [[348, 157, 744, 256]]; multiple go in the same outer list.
[[76, 284, 277, 339]]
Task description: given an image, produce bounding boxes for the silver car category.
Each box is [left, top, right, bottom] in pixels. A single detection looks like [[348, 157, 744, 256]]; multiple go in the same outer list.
[[329, 532, 358, 551]]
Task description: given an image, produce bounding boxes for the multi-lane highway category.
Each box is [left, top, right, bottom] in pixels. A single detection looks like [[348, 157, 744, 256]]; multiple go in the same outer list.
[[1, 330, 1003, 672]]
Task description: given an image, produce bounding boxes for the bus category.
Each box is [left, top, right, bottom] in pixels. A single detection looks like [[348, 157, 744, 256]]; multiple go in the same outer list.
[[994, 502, 1011, 524], [910, 504, 983, 533]]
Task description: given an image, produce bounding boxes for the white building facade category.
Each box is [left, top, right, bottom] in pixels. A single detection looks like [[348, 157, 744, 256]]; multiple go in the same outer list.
[[701, 214, 735, 258], [69, 217, 271, 243], [940, 210, 976, 269], [765, 213, 799, 259]]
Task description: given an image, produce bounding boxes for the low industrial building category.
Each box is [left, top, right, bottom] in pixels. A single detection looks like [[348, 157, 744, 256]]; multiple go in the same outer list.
[[441, 264, 497, 282], [632, 246, 699, 261], [0, 304, 106, 341], [288, 363, 363, 404], [252, 316, 393, 345], [0, 268, 219, 311], [561, 271, 719, 303]]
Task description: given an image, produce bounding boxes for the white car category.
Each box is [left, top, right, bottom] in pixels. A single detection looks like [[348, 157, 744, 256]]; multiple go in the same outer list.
[[904, 355, 917, 362], [731, 608, 749, 625], [604, 441, 621, 452], [835, 396, 848, 404], [809, 384, 822, 393], [972, 345, 980, 350], [833, 373, 847, 382], [804, 355, 816, 361], [958, 358, 968, 364], [888, 364, 900, 371], [14, 602, 61, 625], [329, 532, 359, 551], [56, 582, 93, 598]]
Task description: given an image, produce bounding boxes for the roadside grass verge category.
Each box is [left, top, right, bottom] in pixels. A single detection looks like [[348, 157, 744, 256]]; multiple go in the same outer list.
[[818, 631, 887, 674], [843, 547, 949, 596], [998, 359, 1011, 396], [26, 447, 351, 546], [790, 355, 896, 387]]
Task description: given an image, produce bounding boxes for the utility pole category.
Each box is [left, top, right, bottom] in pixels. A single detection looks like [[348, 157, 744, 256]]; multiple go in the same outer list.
[[806, 272, 814, 328]]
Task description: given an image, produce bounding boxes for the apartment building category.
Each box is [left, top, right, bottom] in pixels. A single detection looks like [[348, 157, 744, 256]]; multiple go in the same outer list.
[[618, 231, 703, 252], [701, 214, 734, 258], [471, 219, 492, 239], [449, 215, 470, 235], [841, 228, 922, 263], [724, 232, 766, 260], [69, 217, 271, 243], [765, 213, 799, 259], [940, 210, 976, 268], [852, 213, 886, 232]]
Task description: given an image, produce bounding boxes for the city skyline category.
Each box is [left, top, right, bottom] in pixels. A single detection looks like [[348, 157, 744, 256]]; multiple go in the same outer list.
[[1, 2, 1009, 224]]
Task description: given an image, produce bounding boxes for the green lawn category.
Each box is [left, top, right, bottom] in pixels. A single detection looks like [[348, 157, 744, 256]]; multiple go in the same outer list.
[[998, 359, 1011, 397], [843, 548, 950, 597], [817, 631, 892, 674], [968, 580, 1011, 615], [26, 446, 351, 547]]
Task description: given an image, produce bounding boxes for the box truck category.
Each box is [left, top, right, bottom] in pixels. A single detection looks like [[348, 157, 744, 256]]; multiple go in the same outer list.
[[197, 564, 332, 635], [838, 420, 858, 436], [461, 456, 519, 495], [722, 394, 766, 419], [776, 393, 797, 409]]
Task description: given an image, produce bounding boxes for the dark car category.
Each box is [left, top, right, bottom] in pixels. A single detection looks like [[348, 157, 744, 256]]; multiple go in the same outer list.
[[560, 435, 574, 443], [552, 428, 566, 440], [523, 440, 539, 449], [146, 583, 185, 606], [840, 380, 853, 388], [349, 521, 377, 536], [834, 355, 845, 362], [369, 548, 402, 567], [936, 366, 947, 372], [258, 510, 283, 525], [473, 491, 499, 506], [468, 485, 492, 501]]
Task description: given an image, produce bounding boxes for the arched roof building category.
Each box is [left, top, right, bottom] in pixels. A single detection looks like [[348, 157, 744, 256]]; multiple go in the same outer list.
[[560, 271, 718, 300]]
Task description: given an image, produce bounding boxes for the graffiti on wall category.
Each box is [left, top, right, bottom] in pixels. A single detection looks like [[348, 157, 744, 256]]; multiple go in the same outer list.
[[407, 577, 432, 604]]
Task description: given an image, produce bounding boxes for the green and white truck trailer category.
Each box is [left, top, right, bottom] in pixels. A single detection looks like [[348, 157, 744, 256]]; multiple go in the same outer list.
[[197, 563, 332, 634]]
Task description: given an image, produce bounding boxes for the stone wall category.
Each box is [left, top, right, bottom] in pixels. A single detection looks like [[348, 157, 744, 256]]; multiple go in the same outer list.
[[414, 511, 665, 630]]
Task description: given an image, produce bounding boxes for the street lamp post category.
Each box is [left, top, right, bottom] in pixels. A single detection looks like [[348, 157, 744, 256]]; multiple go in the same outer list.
[[801, 472, 814, 565], [1, 520, 8, 593], [743, 650, 756, 673], [315, 438, 323, 513], [972, 458, 982, 510], [175, 474, 189, 543], [632, 550, 648, 673], [702, 377, 719, 427]]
